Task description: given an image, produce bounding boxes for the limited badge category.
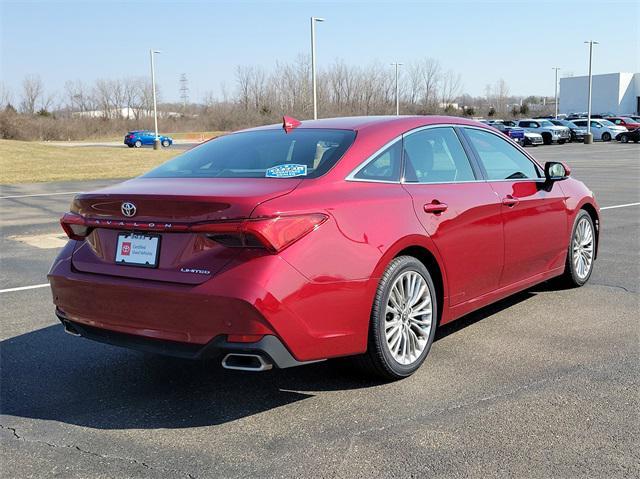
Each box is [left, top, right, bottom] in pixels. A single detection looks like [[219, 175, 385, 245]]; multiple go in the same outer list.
[[265, 164, 308, 178]]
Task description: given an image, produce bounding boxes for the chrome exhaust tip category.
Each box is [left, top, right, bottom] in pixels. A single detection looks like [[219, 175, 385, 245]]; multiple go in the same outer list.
[[61, 319, 81, 337], [221, 353, 273, 371]]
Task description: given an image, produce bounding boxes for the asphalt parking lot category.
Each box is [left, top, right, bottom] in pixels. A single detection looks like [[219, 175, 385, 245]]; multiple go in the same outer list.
[[1, 142, 638, 478]]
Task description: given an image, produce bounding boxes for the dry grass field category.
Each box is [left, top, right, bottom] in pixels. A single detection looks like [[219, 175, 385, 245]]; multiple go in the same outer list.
[[0, 139, 182, 184]]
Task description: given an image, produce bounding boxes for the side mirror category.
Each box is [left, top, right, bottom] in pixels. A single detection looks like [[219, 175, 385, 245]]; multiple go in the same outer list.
[[545, 161, 570, 181]]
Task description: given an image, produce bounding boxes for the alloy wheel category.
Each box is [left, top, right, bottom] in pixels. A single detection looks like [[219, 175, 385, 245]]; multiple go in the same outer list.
[[572, 217, 594, 280], [384, 271, 433, 365]]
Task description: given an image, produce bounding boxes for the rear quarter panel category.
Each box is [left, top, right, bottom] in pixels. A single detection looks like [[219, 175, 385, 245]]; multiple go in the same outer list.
[[251, 179, 447, 356]]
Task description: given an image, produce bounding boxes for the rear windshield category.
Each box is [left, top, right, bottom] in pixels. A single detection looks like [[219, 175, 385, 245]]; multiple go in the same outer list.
[[144, 129, 356, 179]]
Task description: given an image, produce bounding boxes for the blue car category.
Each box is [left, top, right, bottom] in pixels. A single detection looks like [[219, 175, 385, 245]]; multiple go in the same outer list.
[[124, 131, 173, 148]]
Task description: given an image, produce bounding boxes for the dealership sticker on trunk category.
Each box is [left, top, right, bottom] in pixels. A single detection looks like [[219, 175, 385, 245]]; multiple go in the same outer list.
[[265, 164, 307, 178], [115, 232, 160, 268]]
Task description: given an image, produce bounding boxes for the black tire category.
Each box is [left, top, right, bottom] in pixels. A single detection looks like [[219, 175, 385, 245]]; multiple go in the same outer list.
[[601, 132, 611, 142], [620, 134, 629, 143], [559, 210, 595, 287], [355, 256, 438, 380], [134, 140, 143, 148], [127, 144, 134, 148], [161, 139, 170, 147], [542, 132, 552, 145]]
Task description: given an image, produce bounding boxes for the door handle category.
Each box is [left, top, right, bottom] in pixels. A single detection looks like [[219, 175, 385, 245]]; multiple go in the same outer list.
[[502, 195, 520, 207], [424, 201, 448, 214]]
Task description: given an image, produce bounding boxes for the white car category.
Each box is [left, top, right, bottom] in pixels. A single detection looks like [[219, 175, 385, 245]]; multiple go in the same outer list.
[[517, 119, 571, 145], [523, 131, 544, 146], [571, 119, 627, 142]]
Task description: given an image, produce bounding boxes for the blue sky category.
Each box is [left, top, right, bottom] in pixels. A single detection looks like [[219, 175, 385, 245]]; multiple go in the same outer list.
[[1, 0, 638, 103]]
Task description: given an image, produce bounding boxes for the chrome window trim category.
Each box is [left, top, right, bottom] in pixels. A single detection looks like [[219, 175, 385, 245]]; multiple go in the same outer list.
[[345, 136, 403, 183], [400, 125, 482, 184], [460, 124, 544, 179], [345, 123, 543, 185]]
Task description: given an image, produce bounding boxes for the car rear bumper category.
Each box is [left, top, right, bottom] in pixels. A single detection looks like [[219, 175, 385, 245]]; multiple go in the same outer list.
[[48, 243, 370, 363], [56, 309, 313, 368]]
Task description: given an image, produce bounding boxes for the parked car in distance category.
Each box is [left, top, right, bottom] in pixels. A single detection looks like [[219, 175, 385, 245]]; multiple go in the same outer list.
[[616, 128, 640, 143], [517, 119, 571, 145], [51, 116, 600, 380], [566, 113, 604, 120], [549, 119, 588, 142], [124, 131, 173, 148], [480, 119, 525, 145], [523, 131, 544, 146], [571, 119, 627, 142], [605, 117, 640, 131], [625, 115, 640, 122]]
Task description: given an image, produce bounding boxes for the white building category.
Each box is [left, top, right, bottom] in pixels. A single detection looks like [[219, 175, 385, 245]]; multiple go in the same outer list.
[[559, 72, 639, 116]]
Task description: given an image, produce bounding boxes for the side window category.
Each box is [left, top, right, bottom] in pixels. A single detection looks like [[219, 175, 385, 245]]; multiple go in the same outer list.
[[403, 127, 476, 183], [465, 128, 540, 180], [574, 120, 586, 127], [532, 122, 540, 128], [354, 141, 402, 181], [591, 121, 600, 128]]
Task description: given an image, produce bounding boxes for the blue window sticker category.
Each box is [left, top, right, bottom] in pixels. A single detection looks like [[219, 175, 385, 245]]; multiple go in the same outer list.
[[265, 164, 308, 178]]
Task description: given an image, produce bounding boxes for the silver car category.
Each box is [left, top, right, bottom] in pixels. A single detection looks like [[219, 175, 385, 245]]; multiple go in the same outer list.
[[571, 119, 628, 142], [517, 119, 571, 145]]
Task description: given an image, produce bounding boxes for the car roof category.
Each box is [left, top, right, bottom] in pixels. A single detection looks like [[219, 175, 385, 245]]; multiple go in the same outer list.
[[241, 115, 487, 134]]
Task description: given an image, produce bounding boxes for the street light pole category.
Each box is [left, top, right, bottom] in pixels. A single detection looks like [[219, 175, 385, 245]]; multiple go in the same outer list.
[[310, 17, 324, 120], [391, 62, 403, 116], [150, 49, 161, 150], [584, 40, 598, 143], [552, 67, 560, 118]]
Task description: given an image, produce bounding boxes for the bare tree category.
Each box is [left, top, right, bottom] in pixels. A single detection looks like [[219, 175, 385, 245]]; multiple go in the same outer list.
[[235, 66, 253, 111], [406, 59, 441, 111], [494, 78, 510, 114], [0, 82, 13, 109], [64, 80, 93, 113], [440, 70, 462, 108], [20, 75, 44, 114]]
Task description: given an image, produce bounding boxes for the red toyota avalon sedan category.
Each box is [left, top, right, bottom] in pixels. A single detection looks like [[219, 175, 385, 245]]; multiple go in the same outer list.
[[49, 116, 600, 379]]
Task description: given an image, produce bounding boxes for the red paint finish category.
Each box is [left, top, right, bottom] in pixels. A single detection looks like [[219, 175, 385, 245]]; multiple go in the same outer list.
[[488, 179, 568, 286], [49, 116, 600, 363]]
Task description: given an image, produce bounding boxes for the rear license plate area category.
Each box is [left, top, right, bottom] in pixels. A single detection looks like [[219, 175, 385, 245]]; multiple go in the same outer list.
[[115, 232, 160, 268]]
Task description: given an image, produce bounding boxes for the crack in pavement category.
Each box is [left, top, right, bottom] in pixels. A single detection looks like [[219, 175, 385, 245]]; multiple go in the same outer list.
[[0, 424, 197, 478], [590, 282, 634, 293], [332, 359, 639, 476]]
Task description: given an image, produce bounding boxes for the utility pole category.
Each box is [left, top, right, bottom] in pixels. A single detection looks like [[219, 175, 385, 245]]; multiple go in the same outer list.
[[149, 49, 161, 150], [584, 40, 599, 144], [391, 62, 403, 116], [310, 17, 324, 120], [179, 73, 189, 111], [552, 67, 560, 118]]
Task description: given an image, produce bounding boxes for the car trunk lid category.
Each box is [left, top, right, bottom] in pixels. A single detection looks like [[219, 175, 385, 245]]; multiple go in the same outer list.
[[70, 177, 301, 284]]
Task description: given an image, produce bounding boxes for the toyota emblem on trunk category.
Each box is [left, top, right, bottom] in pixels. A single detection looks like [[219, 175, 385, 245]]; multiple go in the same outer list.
[[121, 202, 137, 217]]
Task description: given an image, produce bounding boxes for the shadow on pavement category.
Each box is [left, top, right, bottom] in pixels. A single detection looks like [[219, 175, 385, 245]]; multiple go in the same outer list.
[[1, 288, 540, 430]]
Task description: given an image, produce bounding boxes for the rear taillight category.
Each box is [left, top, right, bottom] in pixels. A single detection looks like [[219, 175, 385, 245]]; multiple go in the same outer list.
[[58, 213, 328, 251], [60, 213, 92, 241], [192, 214, 328, 252]]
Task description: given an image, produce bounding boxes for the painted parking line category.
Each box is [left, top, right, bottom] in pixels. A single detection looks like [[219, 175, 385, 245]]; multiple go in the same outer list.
[[0, 283, 49, 294], [0, 191, 81, 199], [600, 202, 640, 210]]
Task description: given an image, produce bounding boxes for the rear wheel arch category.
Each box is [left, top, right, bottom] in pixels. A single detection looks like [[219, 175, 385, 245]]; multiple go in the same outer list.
[[393, 245, 445, 326], [580, 203, 600, 259]]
